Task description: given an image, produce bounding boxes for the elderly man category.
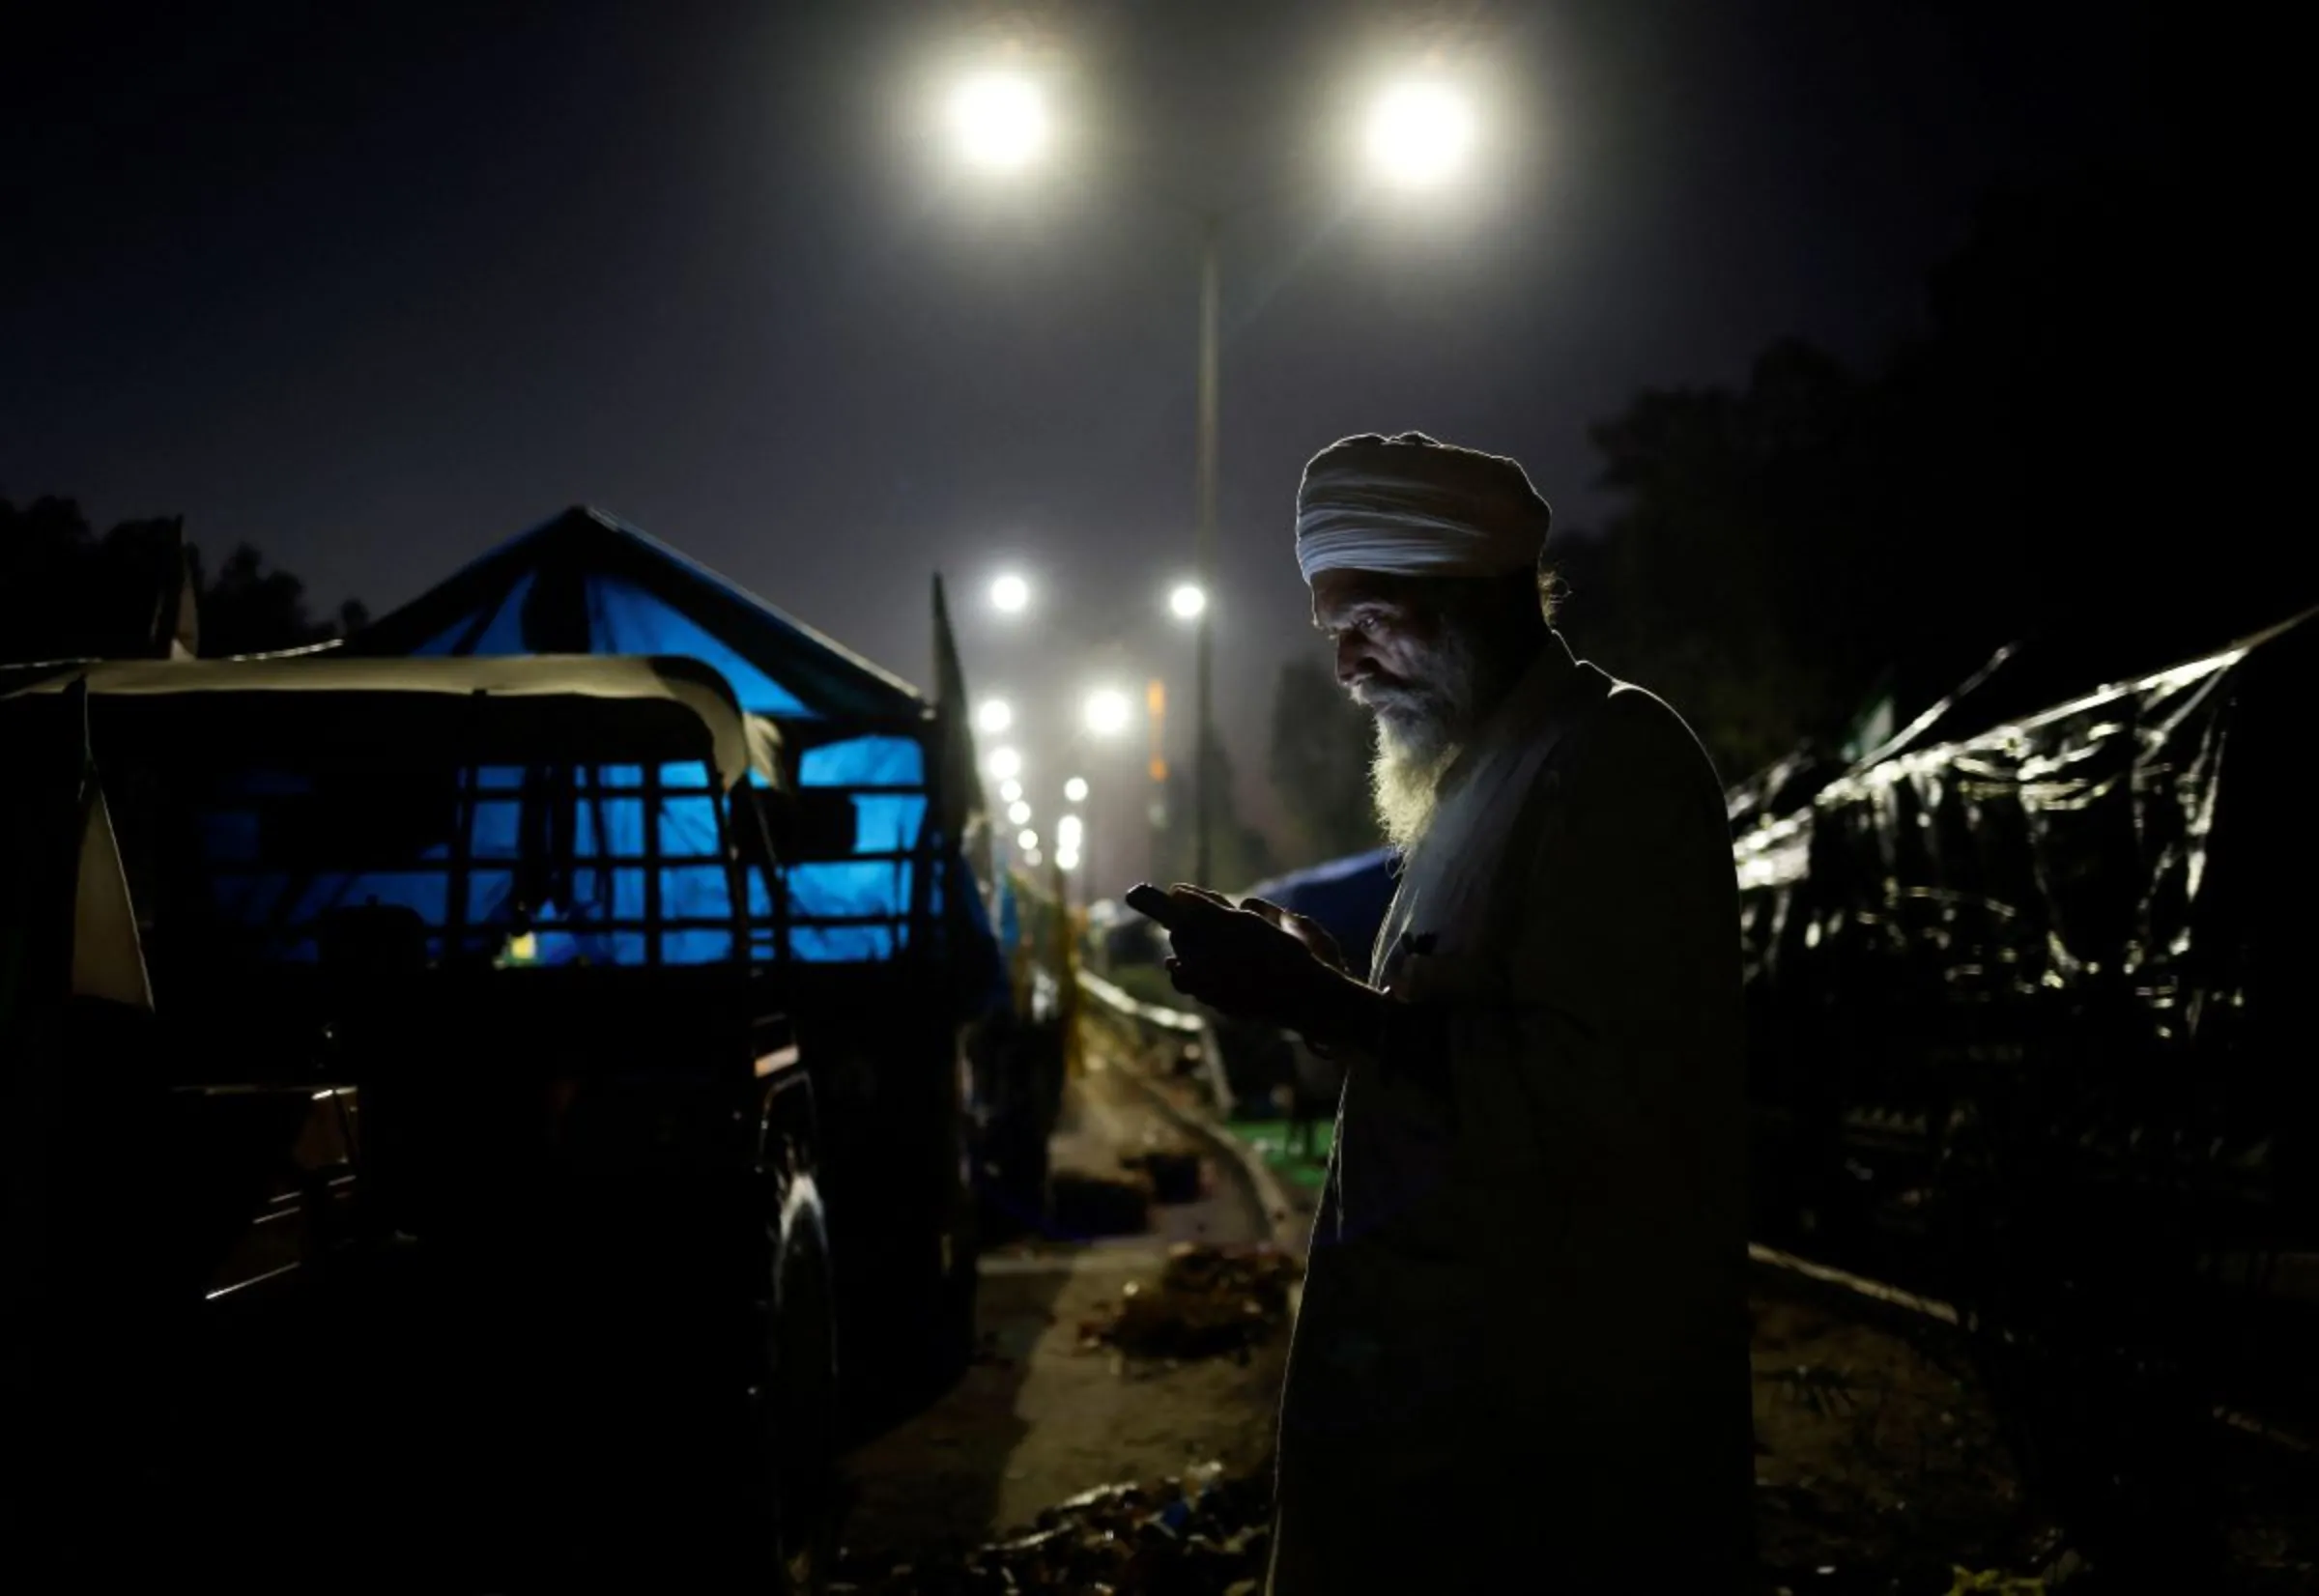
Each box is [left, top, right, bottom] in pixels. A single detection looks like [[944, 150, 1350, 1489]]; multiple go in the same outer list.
[[1146, 433, 1751, 1590]]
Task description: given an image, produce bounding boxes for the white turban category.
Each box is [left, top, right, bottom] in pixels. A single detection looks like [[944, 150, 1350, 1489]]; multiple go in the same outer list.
[[1295, 431, 1553, 584]]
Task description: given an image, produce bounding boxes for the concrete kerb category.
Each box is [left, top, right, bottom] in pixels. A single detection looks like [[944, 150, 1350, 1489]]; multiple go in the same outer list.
[[1077, 970, 1239, 1116], [1074, 974, 1307, 1320], [1747, 1241, 2317, 1457]]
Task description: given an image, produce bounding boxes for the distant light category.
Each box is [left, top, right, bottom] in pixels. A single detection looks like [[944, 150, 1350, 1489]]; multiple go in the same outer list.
[[1168, 583, 1207, 621], [989, 572, 1031, 613], [1063, 776, 1089, 804], [948, 72, 1048, 173], [999, 779, 1024, 805], [1056, 813, 1084, 852], [987, 746, 1022, 782], [1082, 687, 1133, 737], [1017, 828, 1040, 852], [976, 698, 1014, 735], [1056, 849, 1080, 872], [1007, 799, 1033, 826], [1366, 80, 1476, 187]]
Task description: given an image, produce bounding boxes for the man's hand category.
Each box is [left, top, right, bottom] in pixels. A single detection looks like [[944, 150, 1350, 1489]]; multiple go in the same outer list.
[[1239, 896, 1352, 975], [1156, 884, 1377, 1045]]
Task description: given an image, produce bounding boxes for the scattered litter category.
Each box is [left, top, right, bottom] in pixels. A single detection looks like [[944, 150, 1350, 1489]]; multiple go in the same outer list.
[[1943, 1570, 2047, 1595], [1119, 1140, 1204, 1204], [1078, 1244, 1303, 1362], [832, 1461, 1274, 1594]]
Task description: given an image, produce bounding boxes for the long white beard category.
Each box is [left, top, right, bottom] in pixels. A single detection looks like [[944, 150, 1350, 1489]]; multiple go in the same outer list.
[[1359, 627, 1487, 851], [1371, 722, 1459, 850]]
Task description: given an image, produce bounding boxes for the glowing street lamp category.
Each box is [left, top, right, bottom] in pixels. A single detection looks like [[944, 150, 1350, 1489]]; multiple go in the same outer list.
[[936, 62, 1485, 889], [1055, 813, 1084, 853], [1055, 848, 1081, 873], [1365, 79, 1476, 188], [1007, 800, 1033, 827], [1017, 827, 1040, 852], [987, 746, 1022, 782], [1063, 776, 1089, 804], [948, 71, 1048, 173], [1082, 687, 1133, 738], [976, 698, 1015, 735], [999, 778, 1024, 805]]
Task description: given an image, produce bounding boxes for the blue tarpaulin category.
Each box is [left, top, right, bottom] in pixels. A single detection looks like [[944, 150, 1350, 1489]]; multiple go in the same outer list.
[[341, 507, 1003, 987], [194, 757, 742, 967]]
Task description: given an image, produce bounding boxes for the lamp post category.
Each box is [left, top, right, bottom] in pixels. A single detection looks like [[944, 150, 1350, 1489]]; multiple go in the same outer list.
[[1192, 212, 1220, 886], [942, 66, 1479, 886], [1180, 79, 1475, 882]]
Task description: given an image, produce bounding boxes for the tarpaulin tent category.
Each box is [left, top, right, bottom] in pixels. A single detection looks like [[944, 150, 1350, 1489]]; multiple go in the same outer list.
[[343, 507, 1002, 995], [1733, 608, 2319, 1516], [1735, 604, 2319, 1244]]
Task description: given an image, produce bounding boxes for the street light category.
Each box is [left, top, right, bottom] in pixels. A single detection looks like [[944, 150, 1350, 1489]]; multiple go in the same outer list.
[[987, 745, 1022, 782], [1056, 813, 1084, 854], [989, 572, 1030, 613], [1007, 799, 1033, 827], [1365, 79, 1476, 187], [1017, 827, 1040, 852], [1063, 775, 1089, 804], [999, 778, 1024, 805], [940, 61, 1482, 888], [1082, 687, 1133, 737], [948, 71, 1048, 173], [976, 698, 1015, 735]]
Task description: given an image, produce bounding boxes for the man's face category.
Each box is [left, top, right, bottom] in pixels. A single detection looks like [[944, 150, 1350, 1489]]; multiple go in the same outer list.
[[1311, 569, 1470, 736], [1313, 568, 1488, 848]]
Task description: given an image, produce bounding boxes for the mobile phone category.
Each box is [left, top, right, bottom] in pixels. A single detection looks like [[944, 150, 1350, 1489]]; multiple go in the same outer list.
[[1124, 882, 1184, 929]]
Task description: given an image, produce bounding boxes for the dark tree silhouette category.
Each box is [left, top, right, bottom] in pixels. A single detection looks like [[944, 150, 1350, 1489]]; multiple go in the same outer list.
[[1561, 161, 2314, 788], [0, 497, 363, 663], [188, 542, 351, 658], [1570, 339, 1892, 782]]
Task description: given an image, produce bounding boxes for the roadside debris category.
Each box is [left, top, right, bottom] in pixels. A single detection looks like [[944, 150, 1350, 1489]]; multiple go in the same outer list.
[[1118, 1139, 1205, 1204], [1047, 1171, 1153, 1239], [1079, 1244, 1303, 1362], [832, 1460, 1274, 1594]]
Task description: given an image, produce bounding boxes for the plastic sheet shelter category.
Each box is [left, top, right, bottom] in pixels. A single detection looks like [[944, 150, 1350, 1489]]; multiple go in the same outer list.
[[342, 507, 1002, 997], [1733, 607, 2319, 1247]]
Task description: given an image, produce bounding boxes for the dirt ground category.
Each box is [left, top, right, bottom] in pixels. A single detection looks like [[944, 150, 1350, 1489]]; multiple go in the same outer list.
[[835, 1246, 1291, 1564], [836, 1058, 1292, 1564], [1751, 1269, 2030, 1587], [834, 1052, 2319, 1592], [1749, 1267, 2319, 1591]]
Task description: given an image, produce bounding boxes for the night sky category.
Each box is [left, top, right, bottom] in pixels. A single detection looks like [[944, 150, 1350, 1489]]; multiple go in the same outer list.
[[4, 1, 2160, 868]]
